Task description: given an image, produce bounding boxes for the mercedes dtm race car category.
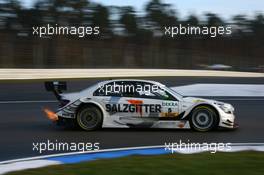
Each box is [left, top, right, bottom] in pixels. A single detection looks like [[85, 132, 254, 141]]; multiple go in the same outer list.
[[44, 79, 237, 132]]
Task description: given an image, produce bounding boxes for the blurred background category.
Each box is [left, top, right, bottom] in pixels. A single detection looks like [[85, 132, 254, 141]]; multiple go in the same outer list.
[[0, 0, 263, 71]]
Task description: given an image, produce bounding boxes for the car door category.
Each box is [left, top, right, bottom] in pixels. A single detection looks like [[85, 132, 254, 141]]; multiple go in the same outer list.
[[120, 81, 180, 119], [93, 81, 122, 118], [112, 81, 143, 118]]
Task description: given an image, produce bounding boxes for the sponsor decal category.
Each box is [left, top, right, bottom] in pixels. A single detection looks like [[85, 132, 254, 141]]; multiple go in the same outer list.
[[161, 112, 179, 117], [105, 104, 161, 113], [162, 101, 178, 106], [161, 108, 179, 117], [127, 99, 143, 115]]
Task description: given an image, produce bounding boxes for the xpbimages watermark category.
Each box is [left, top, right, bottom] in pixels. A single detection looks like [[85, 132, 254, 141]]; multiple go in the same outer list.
[[32, 140, 100, 153], [165, 140, 232, 153], [164, 24, 232, 38], [32, 24, 100, 37], [97, 82, 166, 96]]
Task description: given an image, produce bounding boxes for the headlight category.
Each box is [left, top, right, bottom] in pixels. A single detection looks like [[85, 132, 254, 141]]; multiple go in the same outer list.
[[215, 102, 234, 114]]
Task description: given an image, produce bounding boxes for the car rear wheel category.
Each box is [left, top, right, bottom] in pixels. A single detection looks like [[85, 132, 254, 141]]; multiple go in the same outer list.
[[76, 105, 103, 131], [190, 106, 218, 132]]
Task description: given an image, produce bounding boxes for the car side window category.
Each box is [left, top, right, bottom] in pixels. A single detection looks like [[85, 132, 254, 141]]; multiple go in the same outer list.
[[136, 82, 177, 101], [93, 81, 176, 100], [136, 82, 155, 98], [153, 88, 177, 101], [93, 82, 121, 97], [120, 81, 140, 97]]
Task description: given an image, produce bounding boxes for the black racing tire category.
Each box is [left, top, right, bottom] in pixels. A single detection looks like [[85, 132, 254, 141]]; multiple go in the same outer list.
[[76, 105, 103, 131], [189, 106, 218, 132]]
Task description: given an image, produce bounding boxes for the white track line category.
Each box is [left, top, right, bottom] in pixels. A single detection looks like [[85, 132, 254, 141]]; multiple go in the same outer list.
[[0, 160, 61, 175], [172, 84, 264, 97], [0, 98, 263, 104], [0, 100, 57, 104], [0, 145, 163, 164], [213, 98, 264, 101], [1, 143, 264, 175], [0, 69, 263, 80], [1, 143, 264, 165]]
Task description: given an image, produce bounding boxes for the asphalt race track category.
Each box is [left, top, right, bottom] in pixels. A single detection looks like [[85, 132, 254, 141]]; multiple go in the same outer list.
[[0, 77, 264, 161]]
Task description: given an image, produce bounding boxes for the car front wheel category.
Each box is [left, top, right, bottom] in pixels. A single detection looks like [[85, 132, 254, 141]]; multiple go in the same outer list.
[[190, 106, 218, 132]]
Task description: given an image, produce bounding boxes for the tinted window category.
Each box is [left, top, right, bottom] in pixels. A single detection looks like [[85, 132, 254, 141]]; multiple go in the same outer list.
[[119, 81, 140, 97], [93, 82, 122, 97], [136, 82, 177, 101], [93, 81, 176, 100]]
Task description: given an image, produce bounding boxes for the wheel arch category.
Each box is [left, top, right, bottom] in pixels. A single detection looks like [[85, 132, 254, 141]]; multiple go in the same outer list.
[[187, 103, 220, 125], [76, 101, 104, 118]]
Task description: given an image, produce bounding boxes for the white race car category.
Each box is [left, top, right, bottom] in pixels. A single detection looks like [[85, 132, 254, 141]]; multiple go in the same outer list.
[[44, 79, 237, 132]]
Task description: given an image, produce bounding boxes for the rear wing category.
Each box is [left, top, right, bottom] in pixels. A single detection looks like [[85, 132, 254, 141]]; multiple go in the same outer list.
[[44, 81, 67, 100]]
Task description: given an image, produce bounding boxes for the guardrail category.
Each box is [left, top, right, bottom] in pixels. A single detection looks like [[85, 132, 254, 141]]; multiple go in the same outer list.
[[0, 69, 263, 80]]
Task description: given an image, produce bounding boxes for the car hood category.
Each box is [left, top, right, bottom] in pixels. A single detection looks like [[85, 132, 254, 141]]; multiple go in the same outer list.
[[182, 96, 229, 106], [182, 96, 234, 111], [182, 96, 215, 104]]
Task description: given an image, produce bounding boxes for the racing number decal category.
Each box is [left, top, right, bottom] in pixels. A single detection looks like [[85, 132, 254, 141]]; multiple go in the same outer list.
[[161, 101, 179, 118]]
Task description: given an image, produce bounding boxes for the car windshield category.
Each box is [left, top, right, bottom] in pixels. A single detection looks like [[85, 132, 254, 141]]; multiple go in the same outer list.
[[164, 85, 183, 98], [154, 82, 183, 98]]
